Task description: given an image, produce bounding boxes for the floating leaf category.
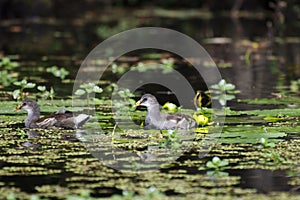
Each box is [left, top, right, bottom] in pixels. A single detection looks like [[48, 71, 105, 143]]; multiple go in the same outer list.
[[37, 86, 46, 91], [12, 90, 20, 100], [206, 161, 216, 169], [75, 89, 86, 96], [224, 83, 235, 90], [93, 86, 103, 93], [25, 83, 36, 88]]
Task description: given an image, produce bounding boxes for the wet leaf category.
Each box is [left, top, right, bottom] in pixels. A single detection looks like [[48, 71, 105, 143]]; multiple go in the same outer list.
[[75, 89, 85, 96]]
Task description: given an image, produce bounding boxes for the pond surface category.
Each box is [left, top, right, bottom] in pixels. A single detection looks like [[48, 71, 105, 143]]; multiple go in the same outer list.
[[0, 4, 300, 200]]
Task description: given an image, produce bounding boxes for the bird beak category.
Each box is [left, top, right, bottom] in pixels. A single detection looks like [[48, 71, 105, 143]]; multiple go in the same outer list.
[[134, 100, 141, 108], [14, 104, 22, 112]]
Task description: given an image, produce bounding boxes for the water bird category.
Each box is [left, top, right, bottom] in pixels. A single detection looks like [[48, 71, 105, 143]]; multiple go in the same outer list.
[[135, 94, 197, 130], [15, 98, 90, 129]]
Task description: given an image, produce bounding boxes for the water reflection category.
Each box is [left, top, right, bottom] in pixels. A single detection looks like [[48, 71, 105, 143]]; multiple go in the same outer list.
[[230, 169, 291, 193], [1, 10, 299, 105], [77, 128, 196, 171]]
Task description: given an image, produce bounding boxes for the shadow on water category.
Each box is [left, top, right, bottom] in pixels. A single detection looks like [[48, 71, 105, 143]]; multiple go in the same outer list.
[[230, 169, 292, 193]]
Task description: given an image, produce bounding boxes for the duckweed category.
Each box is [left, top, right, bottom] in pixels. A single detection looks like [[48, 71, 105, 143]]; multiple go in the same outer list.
[[0, 98, 299, 199]]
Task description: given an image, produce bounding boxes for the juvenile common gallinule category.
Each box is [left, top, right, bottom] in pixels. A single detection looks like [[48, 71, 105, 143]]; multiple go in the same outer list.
[[135, 94, 197, 130], [16, 98, 90, 129]]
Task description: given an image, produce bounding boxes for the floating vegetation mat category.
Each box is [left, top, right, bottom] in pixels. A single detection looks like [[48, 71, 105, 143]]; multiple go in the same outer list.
[[0, 99, 299, 199]]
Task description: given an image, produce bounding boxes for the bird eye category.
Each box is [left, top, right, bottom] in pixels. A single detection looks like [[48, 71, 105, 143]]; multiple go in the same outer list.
[[142, 97, 147, 102], [22, 103, 27, 106]]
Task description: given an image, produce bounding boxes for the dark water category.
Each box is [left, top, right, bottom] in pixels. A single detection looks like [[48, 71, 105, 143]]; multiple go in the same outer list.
[[1, 7, 299, 106], [232, 169, 292, 193]]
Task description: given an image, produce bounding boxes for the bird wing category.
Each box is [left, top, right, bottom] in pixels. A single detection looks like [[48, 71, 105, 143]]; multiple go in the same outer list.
[[35, 114, 58, 128], [166, 113, 186, 123], [165, 113, 197, 129], [35, 110, 74, 129]]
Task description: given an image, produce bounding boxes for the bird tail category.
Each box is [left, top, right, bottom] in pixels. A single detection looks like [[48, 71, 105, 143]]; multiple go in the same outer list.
[[75, 114, 91, 128]]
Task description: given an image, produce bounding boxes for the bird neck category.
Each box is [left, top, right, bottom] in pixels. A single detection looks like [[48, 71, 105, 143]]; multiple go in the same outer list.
[[25, 106, 40, 127], [147, 104, 163, 121]]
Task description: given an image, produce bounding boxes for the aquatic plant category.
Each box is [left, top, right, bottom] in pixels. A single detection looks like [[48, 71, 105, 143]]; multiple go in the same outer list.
[[0, 57, 19, 87], [112, 63, 126, 75], [0, 96, 299, 199], [131, 59, 174, 74], [193, 113, 209, 126], [74, 82, 103, 107], [112, 186, 165, 200], [206, 156, 229, 170], [210, 79, 240, 106], [96, 19, 138, 39], [161, 58, 175, 72], [0, 70, 18, 88], [162, 102, 178, 112], [193, 90, 211, 110], [46, 65, 69, 80], [117, 88, 136, 107], [112, 191, 135, 200], [6, 192, 17, 200], [109, 83, 136, 107], [159, 130, 181, 150], [37, 86, 55, 101], [290, 78, 300, 93], [16, 128, 27, 139], [0, 57, 19, 70], [244, 49, 252, 65], [267, 152, 285, 165], [13, 79, 36, 100], [66, 190, 94, 200], [192, 96, 212, 126], [199, 156, 229, 176], [259, 137, 275, 148]]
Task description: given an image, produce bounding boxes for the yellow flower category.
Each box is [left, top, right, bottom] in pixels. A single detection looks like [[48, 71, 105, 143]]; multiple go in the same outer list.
[[195, 127, 209, 133], [193, 113, 209, 125], [162, 102, 177, 112]]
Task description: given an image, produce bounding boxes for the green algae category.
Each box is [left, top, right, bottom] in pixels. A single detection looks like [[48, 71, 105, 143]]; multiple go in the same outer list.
[[0, 99, 299, 199], [236, 108, 300, 118], [239, 97, 300, 105]]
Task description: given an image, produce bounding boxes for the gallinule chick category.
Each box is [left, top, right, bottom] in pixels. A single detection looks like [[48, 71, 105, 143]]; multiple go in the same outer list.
[[16, 98, 90, 129], [135, 94, 197, 130]]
